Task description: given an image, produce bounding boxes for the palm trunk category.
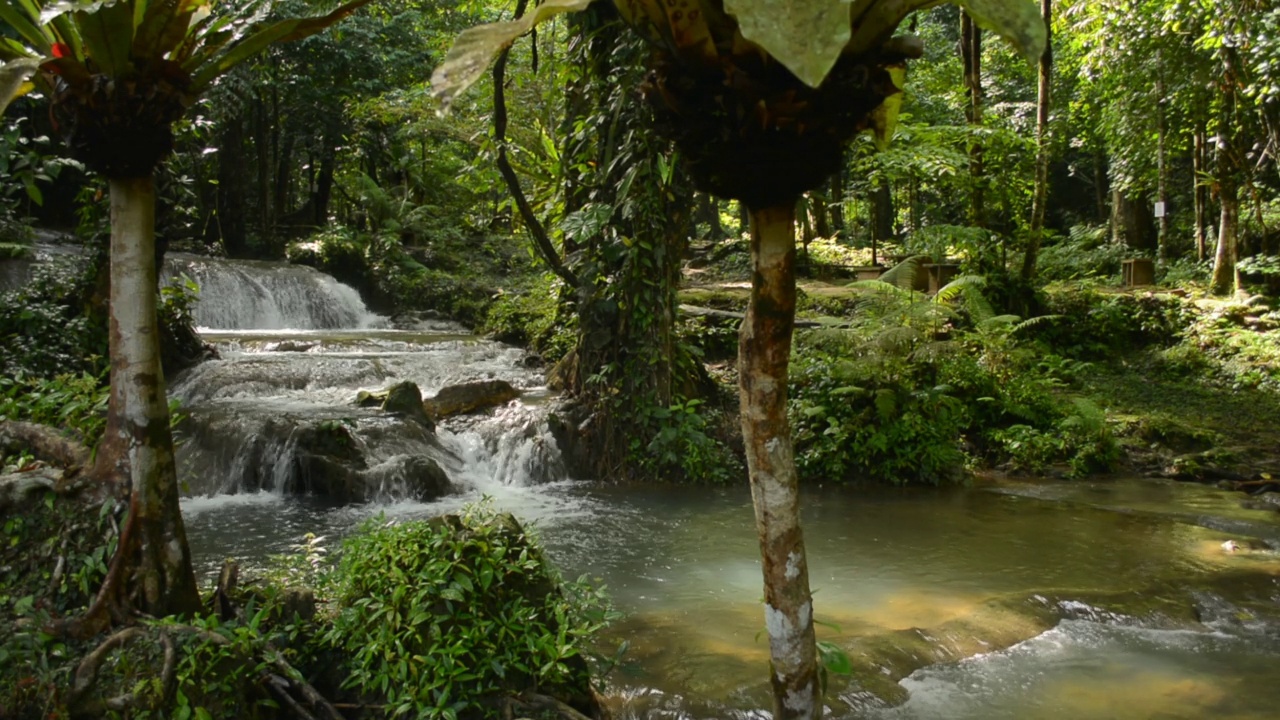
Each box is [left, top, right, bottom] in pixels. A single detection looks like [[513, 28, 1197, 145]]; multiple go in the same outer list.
[[740, 203, 818, 720], [97, 175, 202, 618]]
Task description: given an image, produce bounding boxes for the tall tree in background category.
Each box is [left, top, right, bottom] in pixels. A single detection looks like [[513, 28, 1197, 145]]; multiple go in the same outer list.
[[1022, 0, 1052, 278], [0, 0, 370, 629]]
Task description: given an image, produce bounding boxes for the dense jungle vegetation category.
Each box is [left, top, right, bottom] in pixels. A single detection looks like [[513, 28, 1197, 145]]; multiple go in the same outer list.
[[2, 0, 1280, 718]]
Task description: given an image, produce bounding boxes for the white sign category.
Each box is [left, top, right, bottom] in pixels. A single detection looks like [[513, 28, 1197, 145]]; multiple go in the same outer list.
[[1154, 201, 1166, 218]]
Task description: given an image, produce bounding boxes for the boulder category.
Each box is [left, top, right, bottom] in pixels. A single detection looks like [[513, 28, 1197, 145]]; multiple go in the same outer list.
[[424, 379, 520, 419], [355, 381, 434, 430]]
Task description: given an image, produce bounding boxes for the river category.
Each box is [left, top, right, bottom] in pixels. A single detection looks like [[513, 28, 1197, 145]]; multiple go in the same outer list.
[[149, 254, 1280, 719]]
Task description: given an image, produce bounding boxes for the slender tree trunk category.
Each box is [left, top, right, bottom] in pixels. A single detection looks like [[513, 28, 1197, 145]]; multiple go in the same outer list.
[[961, 12, 985, 228], [216, 114, 247, 257], [872, 178, 893, 264], [740, 203, 818, 720], [1155, 51, 1170, 261], [829, 167, 846, 239], [96, 176, 202, 618], [1194, 118, 1209, 262], [1211, 178, 1239, 295], [1022, 0, 1052, 279]]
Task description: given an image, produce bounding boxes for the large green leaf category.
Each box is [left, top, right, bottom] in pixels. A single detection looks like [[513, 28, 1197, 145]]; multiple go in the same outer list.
[[73, 0, 135, 76], [0, 57, 39, 116], [187, 0, 373, 92], [133, 0, 203, 61], [723, 0, 852, 88], [728, 0, 1046, 88], [0, 1, 54, 54], [430, 0, 597, 112], [953, 0, 1047, 63]]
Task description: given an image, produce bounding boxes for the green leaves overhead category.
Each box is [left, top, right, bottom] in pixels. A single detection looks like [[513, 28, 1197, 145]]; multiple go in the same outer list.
[[723, 0, 852, 88], [737, 0, 1046, 87], [952, 0, 1047, 63], [0, 0, 374, 116], [430, 0, 595, 112]]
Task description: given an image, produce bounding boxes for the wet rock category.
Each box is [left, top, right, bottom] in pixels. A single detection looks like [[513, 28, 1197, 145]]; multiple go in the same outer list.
[[424, 379, 520, 419], [546, 400, 597, 480], [263, 340, 317, 353], [355, 381, 434, 430], [364, 455, 453, 501], [1242, 492, 1280, 511]]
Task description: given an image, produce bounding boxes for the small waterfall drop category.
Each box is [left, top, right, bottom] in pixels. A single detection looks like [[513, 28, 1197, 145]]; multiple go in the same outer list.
[[164, 254, 384, 330], [169, 257, 567, 503]]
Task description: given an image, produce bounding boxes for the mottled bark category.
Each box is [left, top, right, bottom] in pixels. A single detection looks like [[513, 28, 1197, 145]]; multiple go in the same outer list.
[[1211, 176, 1239, 295], [94, 176, 202, 619], [1022, 0, 1052, 280], [740, 203, 818, 720]]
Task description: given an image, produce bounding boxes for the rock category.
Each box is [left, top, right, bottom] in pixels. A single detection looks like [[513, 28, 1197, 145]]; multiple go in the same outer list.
[[355, 381, 434, 430], [364, 455, 453, 501], [382, 381, 434, 430], [424, 380, 520, 419], [264, 340, 317, 353]]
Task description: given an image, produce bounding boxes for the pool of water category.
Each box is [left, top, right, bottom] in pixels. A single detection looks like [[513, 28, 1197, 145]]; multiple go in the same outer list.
[[183, 477, 1280, 719]]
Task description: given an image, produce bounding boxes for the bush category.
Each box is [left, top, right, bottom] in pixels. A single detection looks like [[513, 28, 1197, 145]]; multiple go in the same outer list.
[[481, 275, 575, 361], [0, 255, 106, 379], [1034, 285, 1193, 359], [322, 505, 615, 718]]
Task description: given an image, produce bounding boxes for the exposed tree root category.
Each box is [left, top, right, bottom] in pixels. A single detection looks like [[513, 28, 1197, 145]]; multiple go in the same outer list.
[[0, 420, 91, 471]]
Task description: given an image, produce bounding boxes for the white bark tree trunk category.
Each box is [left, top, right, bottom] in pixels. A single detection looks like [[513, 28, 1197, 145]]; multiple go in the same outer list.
[[740, 203, 819, 720], [96, 175, 202, 617]]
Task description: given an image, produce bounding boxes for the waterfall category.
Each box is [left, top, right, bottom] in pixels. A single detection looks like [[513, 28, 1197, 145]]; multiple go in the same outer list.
[[167, 256, 566, 502], [163, 254, 384, 330]]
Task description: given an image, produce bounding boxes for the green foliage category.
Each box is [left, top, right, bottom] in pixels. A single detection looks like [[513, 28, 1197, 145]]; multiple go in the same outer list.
[[0, 372, 108, 460], [632, 397, 737, 484], [480, 275, 576, 362], [0, 255, 106, 380], [1034, 285, 1194, 359], [323, 505, 615, 718], [1033, 225, 1129, 283], [791, 277, 1120, 484]]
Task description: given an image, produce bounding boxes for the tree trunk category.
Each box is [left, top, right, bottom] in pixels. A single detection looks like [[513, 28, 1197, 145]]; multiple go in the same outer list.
[[215, 114, 248, 257], [1194, 118, 1209, 262], [1022, 0, 1052, 280], [961, 12, 985, 228], [1155, 51, 1170, 261], [96, 176, 202, 619], [1211, 178, 1239, 295], [872, 178, 893, 265], [829, 167, 845, 239], [740, 202, 818, 720], [1111, 188, 1156, 251]]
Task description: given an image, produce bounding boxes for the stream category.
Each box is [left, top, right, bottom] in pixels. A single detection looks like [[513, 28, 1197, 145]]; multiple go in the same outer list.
[[105, 255, 1280, 717]]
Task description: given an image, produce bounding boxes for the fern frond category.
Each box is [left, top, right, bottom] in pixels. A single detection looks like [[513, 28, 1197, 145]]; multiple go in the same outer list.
[[1011, 314, 1063, 333], [877, 255, 928, 290]]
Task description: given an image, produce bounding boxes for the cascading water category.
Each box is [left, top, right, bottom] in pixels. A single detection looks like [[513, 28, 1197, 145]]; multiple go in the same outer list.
[[168, 257, 564, 502], [163, 258, 1280, 720], [163, 254, 386, 330]]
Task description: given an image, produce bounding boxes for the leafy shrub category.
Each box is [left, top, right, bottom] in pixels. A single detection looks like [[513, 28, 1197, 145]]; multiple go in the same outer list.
[[322, 505, 615, 718], [480, 274, 575, 361], [0, 372, 108, 461], [1034, 225, 1129, 282], [632, 397, 737, 484], [0, 256, 106, 379], [1034, 285, 1193, 359]]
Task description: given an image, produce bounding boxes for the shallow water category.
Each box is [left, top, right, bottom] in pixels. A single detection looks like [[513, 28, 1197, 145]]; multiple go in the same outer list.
[[171, 256, 1280, 718]]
